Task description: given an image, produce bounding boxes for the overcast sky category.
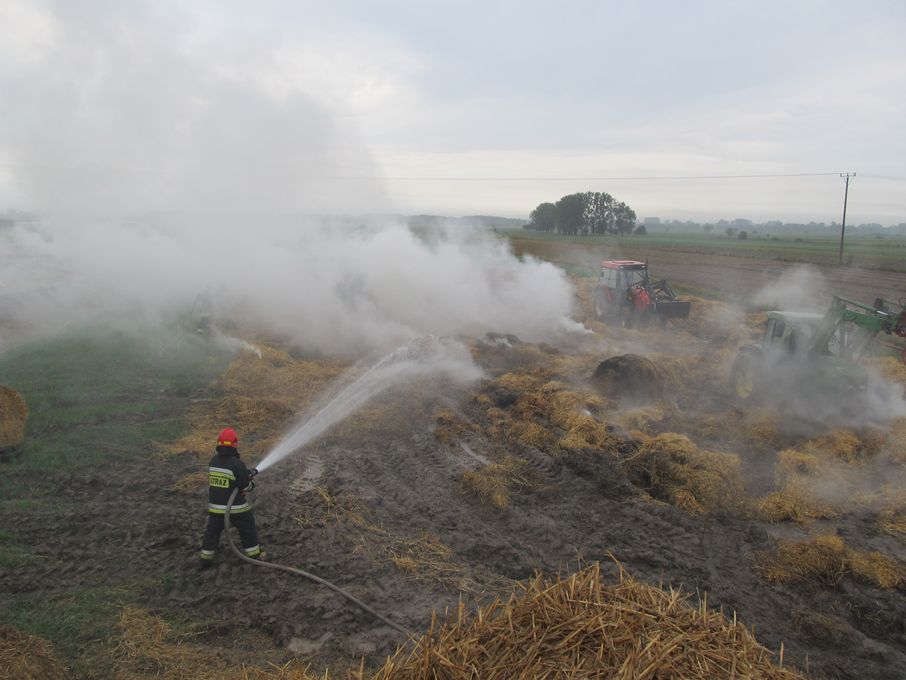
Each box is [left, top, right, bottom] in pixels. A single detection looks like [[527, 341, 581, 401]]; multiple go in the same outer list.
[[1, 0, 904, 223]]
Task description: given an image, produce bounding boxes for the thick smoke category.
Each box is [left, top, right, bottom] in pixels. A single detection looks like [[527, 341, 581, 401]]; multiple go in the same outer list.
[[0, 218, 576, 354], [0, 2, 578, 354]]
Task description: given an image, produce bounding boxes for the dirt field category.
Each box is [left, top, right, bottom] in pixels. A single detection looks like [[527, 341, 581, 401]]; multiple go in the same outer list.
[[2, 253, 906, 678], [508, 232, 906, 308]]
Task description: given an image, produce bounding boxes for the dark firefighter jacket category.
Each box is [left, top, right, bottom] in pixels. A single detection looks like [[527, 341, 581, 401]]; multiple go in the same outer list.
[[207, 445, 252, 514]]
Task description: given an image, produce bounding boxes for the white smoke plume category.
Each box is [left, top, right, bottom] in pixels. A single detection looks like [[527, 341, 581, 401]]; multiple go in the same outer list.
[[751, 265, 829, 312], [0, 218, 576, 355], [0, 2, 578, 355]]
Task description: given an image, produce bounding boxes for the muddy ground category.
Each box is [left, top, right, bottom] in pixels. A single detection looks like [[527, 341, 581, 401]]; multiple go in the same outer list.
[[3, 311, 906, 680]]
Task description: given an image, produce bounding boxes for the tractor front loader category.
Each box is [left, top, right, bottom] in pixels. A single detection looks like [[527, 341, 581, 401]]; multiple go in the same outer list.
[[592, 260, 691, 327], [731, 296, 906, 413]]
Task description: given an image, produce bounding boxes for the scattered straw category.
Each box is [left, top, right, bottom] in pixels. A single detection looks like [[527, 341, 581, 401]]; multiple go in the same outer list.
[[0, 626, 66, 680], [628, 433, 747, 514], [362, 562, 803, 679], [864, 355, 906, 387], [171, 471, 209, 493], [167, 343, 347, 461], [483, 377, 616, 455], [459, 456, 536, 508], [802, 429, 873, 464], [755, 486, 838, 524], [758, 535, 848, 587], [432, 408, 477, 443], [115, 607, 327, 680], [759, 535, 906, 589]]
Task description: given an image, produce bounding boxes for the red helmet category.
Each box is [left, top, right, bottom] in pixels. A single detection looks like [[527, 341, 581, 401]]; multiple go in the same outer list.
[[217, 428, 239, 447]]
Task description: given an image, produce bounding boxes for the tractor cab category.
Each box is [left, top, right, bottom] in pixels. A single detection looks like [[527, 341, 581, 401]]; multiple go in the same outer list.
[[762, 312, 823, 358], [598, 260, 649, 292]]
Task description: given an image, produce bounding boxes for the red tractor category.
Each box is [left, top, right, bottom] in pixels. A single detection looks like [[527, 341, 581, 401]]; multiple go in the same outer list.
[[592, 260, 690, 326]]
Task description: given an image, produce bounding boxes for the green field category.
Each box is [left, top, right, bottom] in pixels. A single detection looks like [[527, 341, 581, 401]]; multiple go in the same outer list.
[[0, 325, 229, 675], [503, 229, 906, 272]]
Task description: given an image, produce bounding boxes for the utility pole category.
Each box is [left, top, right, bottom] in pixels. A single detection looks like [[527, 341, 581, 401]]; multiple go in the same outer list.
[[838, 172, 855, 265]]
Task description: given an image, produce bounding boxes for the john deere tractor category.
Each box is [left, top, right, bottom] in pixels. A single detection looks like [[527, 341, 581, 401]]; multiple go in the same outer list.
[[732, 296, 906, 410], [592, 260, 690, 327]]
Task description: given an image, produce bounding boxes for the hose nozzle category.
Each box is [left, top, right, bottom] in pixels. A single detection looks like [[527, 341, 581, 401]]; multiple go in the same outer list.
[[249, 467, 259, 479]]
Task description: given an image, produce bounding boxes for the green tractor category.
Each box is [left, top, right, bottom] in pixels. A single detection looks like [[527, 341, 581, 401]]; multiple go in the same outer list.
[[732, 296, 906, 412]]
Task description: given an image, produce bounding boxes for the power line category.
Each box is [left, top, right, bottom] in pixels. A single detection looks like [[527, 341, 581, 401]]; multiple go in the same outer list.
[[0, 166, 847, 181], [334, 172, 845, 181]]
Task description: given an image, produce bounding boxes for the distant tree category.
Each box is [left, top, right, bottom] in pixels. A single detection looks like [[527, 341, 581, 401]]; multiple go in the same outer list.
[[555, 193, 585, 235], [583, 191, 615, 235], [633, 224, 647, 235], [738, 230, 748, 240], [613, 202, 637, 235], [725, 227, 737, 238], [528, 202, 558, 232], [703, 224, 714, 233], [528, 191, 636, 237]]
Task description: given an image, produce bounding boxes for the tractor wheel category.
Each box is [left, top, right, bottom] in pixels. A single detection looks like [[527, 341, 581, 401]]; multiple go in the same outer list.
[[731, 348, 761, 402]]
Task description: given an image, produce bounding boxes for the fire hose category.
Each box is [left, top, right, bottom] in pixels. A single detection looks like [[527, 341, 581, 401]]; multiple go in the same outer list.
[[224, 485, 413, 638]]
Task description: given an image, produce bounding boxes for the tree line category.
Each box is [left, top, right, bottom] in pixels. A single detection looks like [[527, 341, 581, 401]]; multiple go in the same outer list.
[[525, 192, 637, 236]]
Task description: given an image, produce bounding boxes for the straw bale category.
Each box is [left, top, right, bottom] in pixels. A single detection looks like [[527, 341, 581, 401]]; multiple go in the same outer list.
[[0, 385, 28, 448], [365, 562, 803, 680], [590, 354, 664, 400], [629, 433, 747, 514], [0, 626, 66, 680], [759, 535, 906, 589], [459, 456, 536, 508]]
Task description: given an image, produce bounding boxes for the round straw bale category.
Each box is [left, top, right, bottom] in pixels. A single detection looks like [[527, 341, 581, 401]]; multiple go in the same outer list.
[[590, 354, 664, 400], [0, 385, 27, 448]]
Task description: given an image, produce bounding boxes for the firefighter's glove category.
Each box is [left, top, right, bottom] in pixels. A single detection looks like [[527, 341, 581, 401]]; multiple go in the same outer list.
[[243, 480, 256, 493]]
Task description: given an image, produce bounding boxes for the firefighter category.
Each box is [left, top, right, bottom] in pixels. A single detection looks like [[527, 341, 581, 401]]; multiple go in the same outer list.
[[199, 427, 263, 568]]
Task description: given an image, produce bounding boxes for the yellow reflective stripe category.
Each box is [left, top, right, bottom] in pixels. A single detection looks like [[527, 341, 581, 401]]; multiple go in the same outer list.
[[209, 467, 235, 479]]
